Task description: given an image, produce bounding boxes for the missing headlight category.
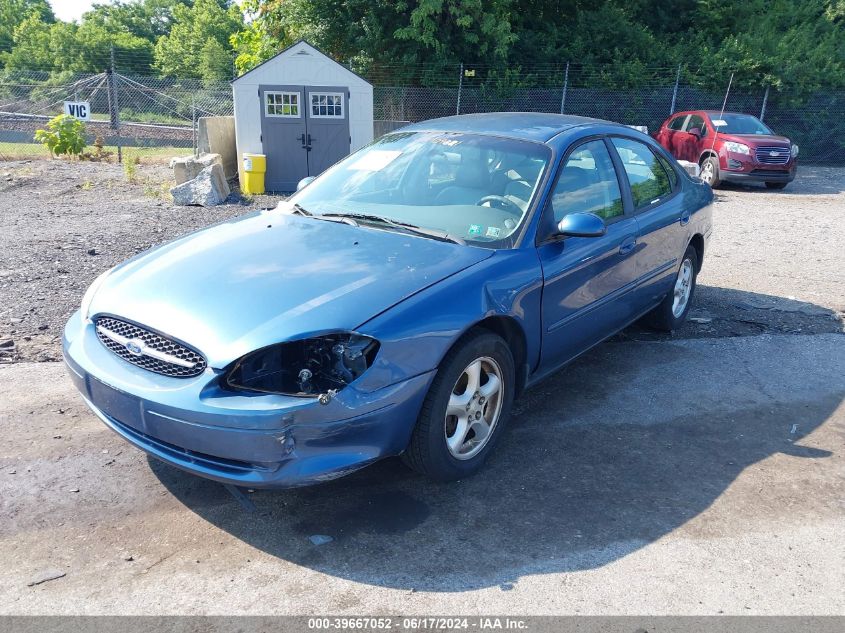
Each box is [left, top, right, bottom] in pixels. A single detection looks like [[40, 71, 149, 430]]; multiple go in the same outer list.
[[224, 334, 379, 396]]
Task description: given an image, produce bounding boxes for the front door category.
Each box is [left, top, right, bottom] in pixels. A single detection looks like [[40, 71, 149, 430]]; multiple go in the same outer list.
[[259, 85, 351, 192], [260, 85, 308, 192], [537, 138, 640, 373]]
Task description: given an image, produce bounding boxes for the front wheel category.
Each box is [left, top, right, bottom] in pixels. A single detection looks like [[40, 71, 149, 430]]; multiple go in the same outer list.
[[699, 156, 721, 188], [646, 245, 699, 332], [403, 330, 514, 481]]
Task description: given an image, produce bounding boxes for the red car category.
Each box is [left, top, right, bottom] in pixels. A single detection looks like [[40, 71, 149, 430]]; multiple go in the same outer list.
[[654, 110, 798, 189]]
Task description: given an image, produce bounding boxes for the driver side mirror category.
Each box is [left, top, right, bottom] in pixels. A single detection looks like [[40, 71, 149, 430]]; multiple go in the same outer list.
[[556, 212, 606, 238], [296, 176, 315, 191]]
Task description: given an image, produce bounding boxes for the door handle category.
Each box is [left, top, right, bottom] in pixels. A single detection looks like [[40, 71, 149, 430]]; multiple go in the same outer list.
[[680, 209, 691, 226], [298, 134, 306, 148], [619, 237, 637, 256]]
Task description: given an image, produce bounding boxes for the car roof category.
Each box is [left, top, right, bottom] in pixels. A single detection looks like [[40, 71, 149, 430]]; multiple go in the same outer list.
[[672, 110, 758, 118], [399, 112, 623, 143]]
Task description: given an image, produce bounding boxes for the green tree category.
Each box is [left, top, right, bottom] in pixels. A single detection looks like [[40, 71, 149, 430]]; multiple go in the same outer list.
[[154, 0, 243, 81], [0, 0, 54, 57]]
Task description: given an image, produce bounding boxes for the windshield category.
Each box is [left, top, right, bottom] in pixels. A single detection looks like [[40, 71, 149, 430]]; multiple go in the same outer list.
[[711, 114, 773, 135], [287, 131, 551, 248]]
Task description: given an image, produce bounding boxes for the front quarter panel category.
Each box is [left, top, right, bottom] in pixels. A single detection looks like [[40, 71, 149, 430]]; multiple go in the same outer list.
[[354, 249, 544, 392]]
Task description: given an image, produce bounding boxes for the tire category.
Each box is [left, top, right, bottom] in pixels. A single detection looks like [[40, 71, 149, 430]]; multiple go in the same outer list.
[[699, 156, 721, 188], [403, 329, 515, 481], [646, 245, 699, 332], [765, 182, 788, 190]]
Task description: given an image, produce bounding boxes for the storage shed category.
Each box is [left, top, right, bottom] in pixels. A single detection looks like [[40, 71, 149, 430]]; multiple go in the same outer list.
[[232, 40, 374, 192]]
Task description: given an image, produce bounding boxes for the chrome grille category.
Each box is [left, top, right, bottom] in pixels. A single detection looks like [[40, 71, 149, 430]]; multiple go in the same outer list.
[[755, 145, 790, 165], [94, 316, 207, 378]]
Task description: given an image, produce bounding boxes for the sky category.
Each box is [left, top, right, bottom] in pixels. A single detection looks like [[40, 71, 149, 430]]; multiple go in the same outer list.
[[50, 0, 97, 22]]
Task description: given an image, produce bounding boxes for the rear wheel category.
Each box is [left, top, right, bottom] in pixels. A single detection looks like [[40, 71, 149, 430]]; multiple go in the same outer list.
[[403, 330, 514, 481], [646, 245, 699, 332], [765, 181, 788, 190], [700, 156, 721, 188]]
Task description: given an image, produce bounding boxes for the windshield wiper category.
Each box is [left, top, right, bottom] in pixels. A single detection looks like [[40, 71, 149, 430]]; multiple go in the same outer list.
[[291, 203, 359, 226], [321, 212, 465, 245]]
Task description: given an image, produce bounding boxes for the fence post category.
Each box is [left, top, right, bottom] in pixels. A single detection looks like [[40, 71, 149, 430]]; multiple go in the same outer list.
[[559, 62, 570, 114], [192, 96, 197, 157], [456, 63, 464, 115], [106, 45, 122, 163], [669, 64, 681, 115], [759, 85, 769, 122]]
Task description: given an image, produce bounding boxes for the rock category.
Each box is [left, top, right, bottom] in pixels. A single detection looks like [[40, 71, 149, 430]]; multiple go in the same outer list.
[[122, 554, 134, 562], [38, 324, 48, 331], [308, 534, 333, 546], [87, 248, 97, 256], [170, 164, 230, 207], [0, 339, 14, 348], [68, 487, 79, 493], [170, 153, 223, 185], [27, 570, 66, 586], [9, 317, 23, 324], [689, 317, 713, 324]]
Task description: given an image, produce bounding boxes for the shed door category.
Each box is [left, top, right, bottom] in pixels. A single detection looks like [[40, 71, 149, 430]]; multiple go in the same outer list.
[[259, 85, 308, 192], [305, 86, 351, 177]]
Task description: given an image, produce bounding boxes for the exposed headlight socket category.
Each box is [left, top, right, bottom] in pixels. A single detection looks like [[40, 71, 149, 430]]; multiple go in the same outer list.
[[224, 333, 379, 397]]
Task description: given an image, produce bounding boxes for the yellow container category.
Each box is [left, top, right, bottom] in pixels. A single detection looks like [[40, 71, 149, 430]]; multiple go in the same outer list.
[[242, 153, 266, 194]]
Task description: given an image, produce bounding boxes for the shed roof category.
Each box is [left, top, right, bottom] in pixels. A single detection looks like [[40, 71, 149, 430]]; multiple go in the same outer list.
[[231, 40, 372, 87]]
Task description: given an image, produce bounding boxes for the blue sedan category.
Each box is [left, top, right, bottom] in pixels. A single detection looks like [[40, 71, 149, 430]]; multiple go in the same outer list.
[[63, 113, 713, 488]]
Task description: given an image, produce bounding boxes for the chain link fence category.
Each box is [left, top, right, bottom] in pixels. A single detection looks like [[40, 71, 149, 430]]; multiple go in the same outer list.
[[2, 63, 843, 164]]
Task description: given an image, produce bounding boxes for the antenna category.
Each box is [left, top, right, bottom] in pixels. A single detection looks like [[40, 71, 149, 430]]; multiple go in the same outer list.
[[711, 72, 734, 151]]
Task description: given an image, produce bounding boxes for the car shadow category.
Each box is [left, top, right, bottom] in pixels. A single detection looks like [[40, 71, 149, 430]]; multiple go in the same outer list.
[[150, 288, 843, 592]]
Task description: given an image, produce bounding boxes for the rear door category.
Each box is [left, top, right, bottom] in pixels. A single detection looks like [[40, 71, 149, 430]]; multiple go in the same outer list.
[[608, 136, 683, 310], [537, 138, 640, 372], [304, 86, 351, 177], [260, 85, 308, 192]]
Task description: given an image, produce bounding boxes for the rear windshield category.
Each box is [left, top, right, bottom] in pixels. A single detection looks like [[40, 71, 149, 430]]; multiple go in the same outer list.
[[711, 114, 773, 135]]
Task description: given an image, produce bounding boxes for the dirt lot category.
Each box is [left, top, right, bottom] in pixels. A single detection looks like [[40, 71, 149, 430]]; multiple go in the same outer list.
[[0, 160, 843, 615]]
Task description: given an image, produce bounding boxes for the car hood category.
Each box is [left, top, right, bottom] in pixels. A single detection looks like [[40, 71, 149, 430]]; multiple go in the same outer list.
[[724, 134, 791, 146], [89, 211, 493, 368]]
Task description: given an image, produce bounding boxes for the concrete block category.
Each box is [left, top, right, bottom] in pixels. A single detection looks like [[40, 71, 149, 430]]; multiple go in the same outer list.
[[198, 117, 237, 180], [677, 160, 700, 178], [170, 163, 230, 206]]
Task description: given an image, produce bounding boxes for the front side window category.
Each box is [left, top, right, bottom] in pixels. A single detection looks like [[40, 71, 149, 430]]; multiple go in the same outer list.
[[611, 137, 673, 209], [265, 91, 299, 117], [289, 131, 551, 248], [548, 140, 624, 225], [686, 114, 707, 136]]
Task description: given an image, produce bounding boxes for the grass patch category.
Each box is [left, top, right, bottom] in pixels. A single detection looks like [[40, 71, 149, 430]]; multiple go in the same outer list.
[[0, 142, 193, 164]]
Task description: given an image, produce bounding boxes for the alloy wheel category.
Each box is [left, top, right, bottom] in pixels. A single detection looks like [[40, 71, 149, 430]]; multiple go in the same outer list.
[[672, 258, 694, 317], [444, 356, 504, 460]]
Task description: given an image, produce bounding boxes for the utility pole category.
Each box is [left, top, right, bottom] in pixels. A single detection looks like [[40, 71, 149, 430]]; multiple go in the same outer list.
[[669, 64, 681, 115], [107, 44, 122, 163], [559, 62, 570, 114]]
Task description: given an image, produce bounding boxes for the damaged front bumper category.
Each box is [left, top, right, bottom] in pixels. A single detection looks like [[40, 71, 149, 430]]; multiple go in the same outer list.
[[62, 310, 434, 488]]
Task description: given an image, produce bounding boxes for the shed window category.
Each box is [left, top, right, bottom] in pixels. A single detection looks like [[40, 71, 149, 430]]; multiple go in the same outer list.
[[309, 92, 344, 118], [265, 92, 299, 117]]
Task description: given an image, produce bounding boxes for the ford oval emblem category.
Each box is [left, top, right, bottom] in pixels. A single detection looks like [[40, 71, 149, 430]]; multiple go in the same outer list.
[[125, 338, 145, 356]]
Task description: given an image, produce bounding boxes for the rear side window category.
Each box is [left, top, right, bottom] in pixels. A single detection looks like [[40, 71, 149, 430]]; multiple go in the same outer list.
[[655, 153, 678, 188], [668, 115, 687, 131], [549, 140, 624, 224], [611, 138, 673, 209]]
